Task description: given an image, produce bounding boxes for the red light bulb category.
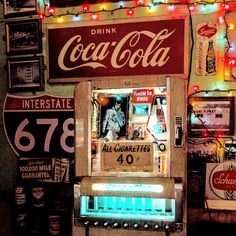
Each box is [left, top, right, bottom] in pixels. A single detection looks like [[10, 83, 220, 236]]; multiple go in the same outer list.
[[127, 9, 134, 16]]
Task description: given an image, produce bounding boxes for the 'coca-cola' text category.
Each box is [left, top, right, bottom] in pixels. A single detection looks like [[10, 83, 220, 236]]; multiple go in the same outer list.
[[58, 29, 175, 71]]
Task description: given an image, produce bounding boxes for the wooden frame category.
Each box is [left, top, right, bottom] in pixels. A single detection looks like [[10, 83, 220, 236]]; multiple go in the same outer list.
[[47, 16, 189, 83], [75, 76, 187, 178], [6, 19, 42, 55], [188, 96, 234, 136], [7, 56, 45, 92], [3, 0, 38, 18]]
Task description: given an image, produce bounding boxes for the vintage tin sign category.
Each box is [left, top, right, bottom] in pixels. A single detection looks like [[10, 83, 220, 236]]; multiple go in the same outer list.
[[196, 22, 218, 76], [210, 161, 236, 199], [47, 17, 189, 82], [3, 93, 74, 157], [206, 161, 236, 200]]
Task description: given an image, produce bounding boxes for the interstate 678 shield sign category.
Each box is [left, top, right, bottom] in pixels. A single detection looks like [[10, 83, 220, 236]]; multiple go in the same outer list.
[[3, 93, 74, 158]]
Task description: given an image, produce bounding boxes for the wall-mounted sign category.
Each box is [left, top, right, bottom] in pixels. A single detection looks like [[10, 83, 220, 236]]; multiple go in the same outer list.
[[189, 96, 234, 136], [18, 158, 70, 183], [206, 161, 236, 200], [99, 141, 153, 172], [47, 17, 189, 82], [205, 162, 236, 210], [3, 94, 74, 157], [196, 22, 218, 76], [131, 89, 154, 103]]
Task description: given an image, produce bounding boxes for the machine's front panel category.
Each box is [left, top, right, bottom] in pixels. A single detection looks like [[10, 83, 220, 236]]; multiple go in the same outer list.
[[74, 77, 187, 236]]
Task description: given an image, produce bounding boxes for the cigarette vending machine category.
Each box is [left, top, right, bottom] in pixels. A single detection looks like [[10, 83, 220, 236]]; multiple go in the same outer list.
[[73, 76, 187, 236]]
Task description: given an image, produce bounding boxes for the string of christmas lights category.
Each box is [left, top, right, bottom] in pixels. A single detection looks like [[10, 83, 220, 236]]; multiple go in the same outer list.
[[38, 0, 236, 82], [39, 0, 236, 19]]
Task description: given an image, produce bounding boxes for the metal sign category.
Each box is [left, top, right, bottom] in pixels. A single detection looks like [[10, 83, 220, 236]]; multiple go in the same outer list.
[[47, 17, 188, 82], [210, 161, 236, 200], [3, 93, 74, 158], [100, 141, 154, 172]]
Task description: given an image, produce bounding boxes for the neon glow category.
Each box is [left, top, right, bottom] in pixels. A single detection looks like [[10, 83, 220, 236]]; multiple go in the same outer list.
[[101, 4, 106, 10], [82, 4, 89, 11], [168, 4, 175, 11], [228, 23, 235, 30], [73, 15, 80, 21], [48, 7, 55, 14], [218, 16, 224, 24], [148, 4, 155, 13], [193, 85, 200, 91], [80, 196, 175, 221], [91, 13, 98, 20], [127, 9, 134, 16], [115, 95, 123, 102], [38, 12, 44, 20], [189, 5, 195, 12], [91, 183, 164, 193], [119, 1, 124, 8], [57, 17, 63, 23]]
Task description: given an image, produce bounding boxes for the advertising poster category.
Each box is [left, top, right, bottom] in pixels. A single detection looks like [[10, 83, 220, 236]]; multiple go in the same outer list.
[[18, 158, 70, 183], [205, 161, 236, 210], [196, 22, 218, 76], [47, 17, 189, 82]]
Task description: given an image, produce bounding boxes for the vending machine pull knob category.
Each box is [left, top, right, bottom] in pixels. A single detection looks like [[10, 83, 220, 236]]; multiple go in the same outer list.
[[154, 224, 161, 230], [123, 222, 129, 228], [84, 221, 90, 227], [175, 223, 183, 232], [133, 223, 140, 229], [164, 224, 171, 231], [93, 221, 99, 226], [143, 223, 150, 229], [103, 221, 109, 227], [113, 222, 119, 228]]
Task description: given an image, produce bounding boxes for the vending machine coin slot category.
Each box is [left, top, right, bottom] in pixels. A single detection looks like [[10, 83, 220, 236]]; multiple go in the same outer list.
[[174, 116, 183, 148]]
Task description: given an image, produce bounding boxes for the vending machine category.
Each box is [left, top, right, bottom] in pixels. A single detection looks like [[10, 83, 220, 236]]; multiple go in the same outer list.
[[73, 76, 187, 236]]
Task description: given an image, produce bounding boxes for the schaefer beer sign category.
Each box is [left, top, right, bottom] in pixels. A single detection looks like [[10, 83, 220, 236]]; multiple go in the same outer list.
[[206, 161, 236, 200], [47, 17, 189, 82]]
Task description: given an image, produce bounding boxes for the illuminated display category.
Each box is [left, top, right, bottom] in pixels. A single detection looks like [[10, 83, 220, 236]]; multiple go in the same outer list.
[[91, 183, 164, 193], [80, 195, 175, 221]]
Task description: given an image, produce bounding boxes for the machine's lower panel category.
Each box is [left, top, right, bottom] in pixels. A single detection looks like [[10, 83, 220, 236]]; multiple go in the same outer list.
[[80, 196, 175, 221], [73, 226, 185, 236], [73, 179, 184, 235]]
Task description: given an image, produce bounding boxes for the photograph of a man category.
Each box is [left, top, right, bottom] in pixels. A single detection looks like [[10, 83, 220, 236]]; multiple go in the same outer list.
[[102, 100, 126, 141]]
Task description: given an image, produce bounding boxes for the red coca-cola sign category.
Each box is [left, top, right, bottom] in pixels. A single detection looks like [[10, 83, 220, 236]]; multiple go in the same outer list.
[[197, 24, 217, 39], [47, 17, 188, 82]]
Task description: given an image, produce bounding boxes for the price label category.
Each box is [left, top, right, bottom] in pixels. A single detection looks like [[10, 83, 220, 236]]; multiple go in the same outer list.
[[100, 141, 153, 172], [3, 94, 74, 158]]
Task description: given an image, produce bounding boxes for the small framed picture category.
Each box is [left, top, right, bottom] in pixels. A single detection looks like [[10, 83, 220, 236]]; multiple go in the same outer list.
[[131, 123, 146, 140], [3, 0, 38, 18], [5, 19, 42, 55], [188, 97, 234, 136], [95, 95, 128, 140], [7, 56, 45, 92]]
